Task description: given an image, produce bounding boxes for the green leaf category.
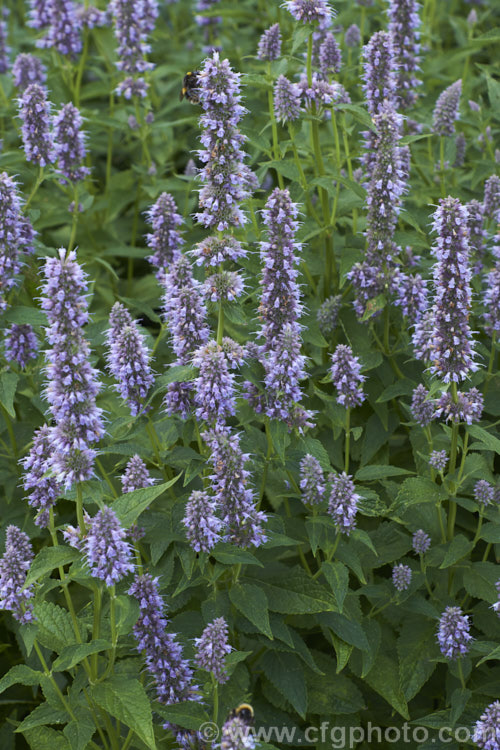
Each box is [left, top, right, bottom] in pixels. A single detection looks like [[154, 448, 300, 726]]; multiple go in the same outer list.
[[16, 704, 67, 732], [211, 544, 263, 567], [53, 640, 112, 672], [480, 523, 500, 543], [355, 465, 412, 481], [337, 103, 376, 131], [22, 726, 70, 750], [0, 665, 43, 694], [486, 74, 500, 112], [376, 380, 415, 402], [112, 477, 180, 528], [319, 612, 370, 651], [268, 420, 290, 460], [34, 601, 77, 654], [0, 372, 19, 418], [4, 306, 47, 327], [467, 424, 500, 454], [229, 583, 273, 640], [91, 677, 156, 750], [306, 652, 365, 714], [391, 477, 446, 514], [365, 653, 410, 719], [260, 651, 307, 718], [63, 708, 95, 750], [321, 561, 349, 613], [25, 547, 81, 588], [259, 572, 336, 614], [450, 688, 471, 727], [291, 25, 311, 54], [153, 701, 209, 731], [115, 594, 140, 636], [160, 365, 196, 385], [463, 562, 499, 603], [398, 620, 438, 701], [439, 534, 474, 568]]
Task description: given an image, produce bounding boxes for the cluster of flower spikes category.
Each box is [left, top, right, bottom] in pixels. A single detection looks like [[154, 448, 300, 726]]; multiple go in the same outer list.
[[429, 197, 477, 384], [387, 0, 421, 109], [52, 103, 90, 184], [105, 302, 154, 417], [110, 0, 158, 98], [21, 424, 62, 527], [0, 526, 35, 623], [129, 573, 196, 709], [36, 0, 82, 57], [349, 102, 406, 319], [4, 324, 39, 368], [0, 173, 35, 311], [195, 52, 251, 232], [360, 31, 397, 173], [145, 192, 183, 279], [161, 254, 210, 418], [40, 249, 104, 487]]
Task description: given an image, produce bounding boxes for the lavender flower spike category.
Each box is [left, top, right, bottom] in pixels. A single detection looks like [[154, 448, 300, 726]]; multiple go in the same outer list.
[[319, 32, 342, 77], [411, 384, 434, 426], [484, 263, 500, 335], [274, 75, 302, 123], [121, 455, 155, 493], [39, 0, 82, 57], [53, 103, 90, 184], [264, 324, 310, 426], [392, 563, 412, 591], [432, 80, 462, 136], [257, 23, 282, 61], [362, 31, 397, 116], [300, 454, 326, 505], [483, 175, 500, 223], [204, 428, 267, 548], [285, 0, 334, 28], [0, 21, 10, 74], [84, 506, 134, 586], [473, 701, 500, 750], [345, 24, 361, 47], [429, 197, 477, 383], [437, 605, 472, 659], [330, 344, 366, 408], [21, 425, 61, 527], [193, 341, 236, 426], [412, 529, 431, 554], [327, 472, 360, 535], [18, 84, 55, 167], [12, 53, 47, 90], [111, 0, 156, 98], [4, 324, 39, 369], [0, 526, 35, 623], [195, 617, 232, 683], [28, 0, 52, 28], [429, 450, 447, 472], [183, 490, 223, 552], [106, 307, 154, 417], [387, 0, 421, 109], [41, 249, 104, 487], [196, 52, 251, 231], [0, 173, 30, 311], [129, 573, 195, 704], [145, 193, 183, 276]]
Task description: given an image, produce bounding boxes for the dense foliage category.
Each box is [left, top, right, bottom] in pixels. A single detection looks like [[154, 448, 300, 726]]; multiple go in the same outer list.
[[0, 0, 499, 749]]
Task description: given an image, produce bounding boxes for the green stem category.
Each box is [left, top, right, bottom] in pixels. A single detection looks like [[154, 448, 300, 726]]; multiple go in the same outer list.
[[74, 23, 89, 106], [34, 641, 77, 720], [212, 677, 219, 725], [287, 126, 321, 225], [341, 116, 358, 234], [25, 167, 45, 209], [96, 458, 118, 498], [436, 502, 447, 544], [482, 542, 492, 562], [457, 658, 466, 690], [257, 421, 273, 510], [473, 506, 484, 545], [0, 404, 17, 458], [217, 300, 224, 345], [68, 185, 79, 253], [447, 383, 459, 541], [76, 483, 86, 535], [420, 555, 434, 599], [344, 408, 350, 474], [91, 585, 102, 679], [439, 136, 446, 198]]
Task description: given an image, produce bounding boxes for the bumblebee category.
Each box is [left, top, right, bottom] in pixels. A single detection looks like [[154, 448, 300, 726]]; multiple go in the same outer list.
[[228, 703, 254, 726], [180, 71, 200, 104]]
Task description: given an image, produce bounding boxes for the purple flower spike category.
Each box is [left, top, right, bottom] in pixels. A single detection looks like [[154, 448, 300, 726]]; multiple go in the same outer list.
[[362, 31, 397, 116], [53, 103, 90, 184], [111, 0, 156, 97], [434, 388, 483, 425], [0, 526, 35, 623], [195, 617, 231, 683], [300, 454, 326, 505], [484, 175, 500, 223], [204, 428, 267, 548], [387, 0, 421, 109], [264, 323, 310, 426], [39, 0, 82, 57], [0, 20, 10, 74], [106, 308, 154, 417], [191, 235, 245, 268], [5, 324, 39, 368], [84, 506, 134, 586], [145, 193, 183, 276], [285, 0, 334, 28], [330, 344, 366, 409], [18, 84, 55, 167], [412, 529, 431, 555], [473, 701, 500, 750], [327, 472, 359, 535], [12, 53, 47, 90], [392, 563, 412, 591], [257, 23, 282, 61], [437, 605, 472, 660], [0, 172, 36, 310], [484, 263, 500, 335], [345, 24, 361, 47], [429, 197, 477, 383], [129, 573, 196, 704], [432, 80, 462, 136], [28, 0, 52, 29], [203, 270, 244, 302], [391, 272, 428, 324], [274, 75, 302, 123], [21, 425, 61, 527], [474, 479, 494, 506], [411, 384, 434, 426], [454, 132, 466, 167], [317, 295, 341, 337], [193, 341, 236, 426], [319, 32, 341, 76], [196, 53, 251, 231], [41, 248, 104, 487], [121, 455, 155, 493], [429, 450, 447, 472], [183, 490, 223, 552]]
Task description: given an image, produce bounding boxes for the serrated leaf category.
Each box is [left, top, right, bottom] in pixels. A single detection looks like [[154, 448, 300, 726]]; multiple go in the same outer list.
[[355, 465, 412, 481], [53, 639, 111, 672], [480, 523, 500, 543], [450, 688, 471, 727], [0, 665, 43, 694], [398, 620, 438, 701], [153, 701, 209, 731], [91, 678, 156, 749], [260, 651, 307, 718], [467, 425, 500, 454], [115, 594, 140, 636], [319, 612, 370, 651], [16, 704, 67, 732], [321, 561, 349, 613], [0, 372, 19, 418], [306, 652, 365, 714], [22, 726, 70, 750], [439, 534, 474, 568], [25, 547, 81, 588], [391, 477, 446, 514], [112, 477, 180, 528], [259, 572, 336, 614], [34, 601, 77, 654], [229, 583, 273, 640], [365, 653, 409, 719], [63, 708, 95, 750], [211, 544, 263, 567], [463, 562, 499, 603]]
